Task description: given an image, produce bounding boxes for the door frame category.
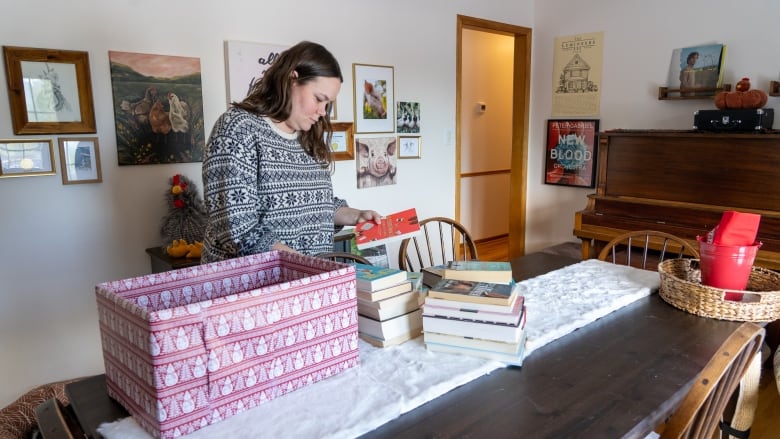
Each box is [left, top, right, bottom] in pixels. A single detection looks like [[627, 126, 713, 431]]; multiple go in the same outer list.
[[456, 15, 532, 259]]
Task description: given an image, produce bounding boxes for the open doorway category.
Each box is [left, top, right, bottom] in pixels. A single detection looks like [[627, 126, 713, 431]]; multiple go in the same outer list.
[[456, 15, 532, 260]]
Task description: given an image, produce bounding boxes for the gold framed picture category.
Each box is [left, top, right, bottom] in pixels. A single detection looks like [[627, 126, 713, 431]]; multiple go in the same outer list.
[[0, 139, 56, 178], [2, 46, 96, 134], [398, 136, 421, 159]]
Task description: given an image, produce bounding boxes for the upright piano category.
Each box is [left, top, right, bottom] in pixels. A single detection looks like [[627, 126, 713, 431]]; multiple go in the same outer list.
[[573, 130, 780, 269]]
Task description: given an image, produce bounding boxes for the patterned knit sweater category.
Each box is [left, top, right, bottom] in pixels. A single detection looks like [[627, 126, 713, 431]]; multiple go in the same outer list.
[[201, 107, 347, 262]]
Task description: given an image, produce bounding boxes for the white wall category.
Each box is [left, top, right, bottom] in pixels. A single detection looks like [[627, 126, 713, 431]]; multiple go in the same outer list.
[[1, 0, 778, 407], [0, 0, 533, 406]]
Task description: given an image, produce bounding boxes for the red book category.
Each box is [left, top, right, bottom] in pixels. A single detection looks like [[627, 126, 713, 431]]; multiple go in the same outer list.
[[354, 208, 421, 250]]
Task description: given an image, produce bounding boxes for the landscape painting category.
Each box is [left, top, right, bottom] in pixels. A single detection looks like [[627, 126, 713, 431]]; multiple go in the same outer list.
[[109, 51, 205, 165]]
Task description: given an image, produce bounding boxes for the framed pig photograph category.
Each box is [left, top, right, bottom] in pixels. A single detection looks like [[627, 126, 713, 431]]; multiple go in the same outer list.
[[544, 119, 599, 188], [352, 64, 394, 133]]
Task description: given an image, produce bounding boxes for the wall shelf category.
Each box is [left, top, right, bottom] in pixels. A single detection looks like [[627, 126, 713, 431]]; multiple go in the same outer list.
[[658, 84, 731, 100], [770, 81, 780, 97]]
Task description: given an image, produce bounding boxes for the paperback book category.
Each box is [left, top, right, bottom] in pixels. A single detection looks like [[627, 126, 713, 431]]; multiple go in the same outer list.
[[348, 239, 390, 267], [422, 294, 524, 325], [357, 280, 412, 302], [354, 263, 408, 292], [425, 331, 527, 366], [358, 309, 423, 347], [422, 307, 526, 343], [358, 290, 419, 321], [423, 331, 524, 355], [443, 260, 513, 284], [354, 208, 421, 250], [424, 295, 521, 313], [428, 279, 518, 306], [360, 330, 421, 348], [421, 264, 446, 288]]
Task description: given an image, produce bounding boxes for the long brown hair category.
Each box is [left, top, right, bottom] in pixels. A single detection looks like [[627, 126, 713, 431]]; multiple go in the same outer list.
[[235, 41, 342, 166]]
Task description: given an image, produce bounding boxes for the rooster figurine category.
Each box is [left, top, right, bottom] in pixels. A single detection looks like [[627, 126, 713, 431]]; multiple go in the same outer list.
[[160, 174, 207, 257], [736, 77, 751, 92]]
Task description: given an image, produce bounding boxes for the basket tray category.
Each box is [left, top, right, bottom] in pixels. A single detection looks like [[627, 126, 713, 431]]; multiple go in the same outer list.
[[658, 259, 780, 322]]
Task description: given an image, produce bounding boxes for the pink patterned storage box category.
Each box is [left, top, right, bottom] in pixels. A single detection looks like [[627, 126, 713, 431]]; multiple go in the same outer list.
[[95, 251, 359, 438]]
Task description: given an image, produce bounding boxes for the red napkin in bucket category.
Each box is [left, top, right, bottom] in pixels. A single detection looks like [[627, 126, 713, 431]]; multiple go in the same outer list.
[[702, 211, 761, 301], [708, 211, 761, 246]]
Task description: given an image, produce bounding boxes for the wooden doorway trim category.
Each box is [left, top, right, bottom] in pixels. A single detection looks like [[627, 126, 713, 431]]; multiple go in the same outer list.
[[456, 15, 532, 259]]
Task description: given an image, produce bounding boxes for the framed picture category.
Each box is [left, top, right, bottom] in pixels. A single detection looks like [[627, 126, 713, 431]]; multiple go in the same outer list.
[[396, 101, 420, 133], [356, 136, 397, 188], [329, 100, 337, 120], [352, 63, 395, 133], [224, 40, 289, 105], [2, 46, 96, 135], [544, 119, 599, 188], [108, 50, 205, 165], [398, 136, 421, 159], [58, 137, 102, 184], [329, 122, 354, 161], [0, 139, 56, 178]]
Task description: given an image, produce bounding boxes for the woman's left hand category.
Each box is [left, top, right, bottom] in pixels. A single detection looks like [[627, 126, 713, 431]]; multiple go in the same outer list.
[[335, 207, 382, 226], [356, 209, 382, 225]]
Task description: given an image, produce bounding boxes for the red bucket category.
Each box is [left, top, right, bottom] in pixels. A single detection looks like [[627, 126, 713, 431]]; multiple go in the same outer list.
[[697, 236, 762, 301]]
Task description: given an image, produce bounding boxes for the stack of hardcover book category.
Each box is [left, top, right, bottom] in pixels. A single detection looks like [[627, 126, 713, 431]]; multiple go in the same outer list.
[[355, 263, 423, 347], [421, 261, 527, 366]]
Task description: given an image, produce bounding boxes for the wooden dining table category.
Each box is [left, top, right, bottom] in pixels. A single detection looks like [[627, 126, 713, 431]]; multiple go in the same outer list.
[[65, 252, 744, 439]]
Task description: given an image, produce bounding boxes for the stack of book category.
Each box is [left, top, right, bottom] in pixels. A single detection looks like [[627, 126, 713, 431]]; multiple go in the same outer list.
[[421, 261, 527, 366], [355, 263, 423, 347]]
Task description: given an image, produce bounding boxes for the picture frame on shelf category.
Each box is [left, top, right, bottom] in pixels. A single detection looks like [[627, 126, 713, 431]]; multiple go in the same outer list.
[[352, 63, 395, 133], [2, 46, 96, 135], [58, 137, 102, 184], [0, 139, 56, 178], [543, 119, 599, 188], [329, 122, 354, 161], [398, 136, 421, 159]]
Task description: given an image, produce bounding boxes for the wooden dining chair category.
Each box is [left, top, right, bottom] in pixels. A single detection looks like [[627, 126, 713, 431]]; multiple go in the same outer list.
[[598, 230, 699, 270], [774, 348, 780, 396], [315, 251, 371, 265], [658, 322, 764, 439], [398, 216, 478, 272]]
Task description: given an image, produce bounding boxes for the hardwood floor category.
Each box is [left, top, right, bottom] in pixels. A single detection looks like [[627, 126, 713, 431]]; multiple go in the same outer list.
[[474, 236, 509, 262], [475, 236, 780, 438]]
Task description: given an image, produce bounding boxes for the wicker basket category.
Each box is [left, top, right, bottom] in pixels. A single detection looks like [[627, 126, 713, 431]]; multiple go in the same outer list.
[[658, 259, 780, 322]]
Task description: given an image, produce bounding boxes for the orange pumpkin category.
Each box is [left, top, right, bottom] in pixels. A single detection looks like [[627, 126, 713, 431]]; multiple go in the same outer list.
[[713, 90, 768, 110]]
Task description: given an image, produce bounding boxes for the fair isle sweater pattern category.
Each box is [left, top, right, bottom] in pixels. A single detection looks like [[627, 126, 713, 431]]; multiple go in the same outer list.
[[201, 107, 347, 262]]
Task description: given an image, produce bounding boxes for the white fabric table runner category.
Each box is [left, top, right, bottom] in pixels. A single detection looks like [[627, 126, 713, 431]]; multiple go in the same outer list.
[[99, 259, 660, 439]]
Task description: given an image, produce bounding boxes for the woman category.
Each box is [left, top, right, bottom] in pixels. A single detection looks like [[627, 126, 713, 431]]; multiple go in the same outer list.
[[201, 41, 381, 263], [679, 51, 698, 96]]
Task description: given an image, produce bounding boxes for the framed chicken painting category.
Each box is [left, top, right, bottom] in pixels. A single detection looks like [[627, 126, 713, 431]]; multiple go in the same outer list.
[[108, 51, 205, 165]]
